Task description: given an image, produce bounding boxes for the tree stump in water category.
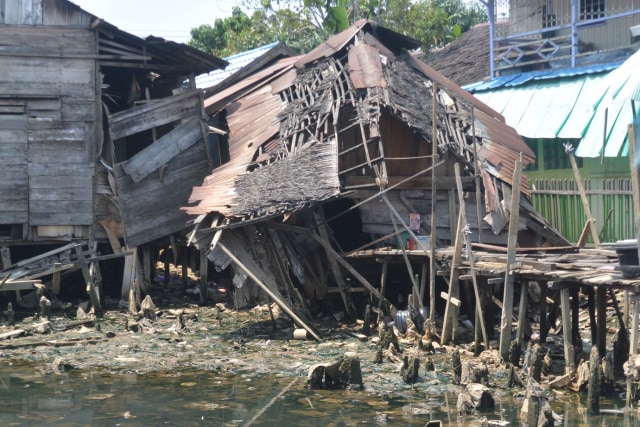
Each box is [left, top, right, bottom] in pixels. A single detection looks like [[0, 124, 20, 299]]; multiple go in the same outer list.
[[308, 352, 363, 390], [456, 383, 495, 415]]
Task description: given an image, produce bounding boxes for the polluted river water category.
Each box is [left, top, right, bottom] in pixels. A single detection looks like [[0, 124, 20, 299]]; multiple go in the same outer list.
[[0, 295, 639, 426]]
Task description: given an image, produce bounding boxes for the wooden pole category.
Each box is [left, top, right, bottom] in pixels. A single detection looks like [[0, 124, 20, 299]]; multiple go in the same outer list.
[[560, 287, 572, 374], [74, 245, 102, 316], [218, 241, 321, 341], [441, 208, 464, 345], [498, 156, 523, 360], [516, 281, 528, 347], [199, 248, 208, 302], [596, 285, 607, 358], [389, 211, 421, 303], [567, 148, 600, 247], [310, 232, 393, 308], [430, 82, 439, 322], [378, 261, 388, 320], [452, 163, 489, 348], [628, 122, 640, 265], [314, 209, 354, 317]]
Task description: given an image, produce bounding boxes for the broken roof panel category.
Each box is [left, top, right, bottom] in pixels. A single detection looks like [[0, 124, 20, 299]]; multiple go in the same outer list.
[[187, 20, 538, 222]]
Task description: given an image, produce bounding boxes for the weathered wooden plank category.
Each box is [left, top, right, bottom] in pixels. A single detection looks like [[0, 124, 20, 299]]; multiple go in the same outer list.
[[29, 174, 92, 188], [116, 143, 209, 246], [61, 98, 94, 121], [29, 211, 92, 225], [0, 57, 94, 97], [121, 117, 203, 183], [108, 91, 203, 140]]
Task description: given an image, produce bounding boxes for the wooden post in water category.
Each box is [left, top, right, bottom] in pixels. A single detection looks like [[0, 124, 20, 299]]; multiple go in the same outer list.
[[560, 287, 572, 374], [596, 285, 607, 358], [498, 156, 522, 361]]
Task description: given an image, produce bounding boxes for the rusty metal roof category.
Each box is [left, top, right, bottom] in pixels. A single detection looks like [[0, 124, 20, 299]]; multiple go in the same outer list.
[[187, 20, 536, 219]]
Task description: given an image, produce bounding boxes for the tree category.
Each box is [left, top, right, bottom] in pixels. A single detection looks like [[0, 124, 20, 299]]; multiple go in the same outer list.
[[189, 0, 487, 57]]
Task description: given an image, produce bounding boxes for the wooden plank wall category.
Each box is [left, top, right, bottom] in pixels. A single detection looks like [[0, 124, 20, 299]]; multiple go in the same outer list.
[[0, 24, 97, 230], [115, 142, 210, 247]]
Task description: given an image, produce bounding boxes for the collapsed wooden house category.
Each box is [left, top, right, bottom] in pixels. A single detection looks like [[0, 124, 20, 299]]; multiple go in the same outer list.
[[183, 20, 572, 339], [0, 0, 226, 310]]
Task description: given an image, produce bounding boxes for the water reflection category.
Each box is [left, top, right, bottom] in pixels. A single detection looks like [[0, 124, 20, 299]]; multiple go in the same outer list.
[[1, 359, 640, 426]]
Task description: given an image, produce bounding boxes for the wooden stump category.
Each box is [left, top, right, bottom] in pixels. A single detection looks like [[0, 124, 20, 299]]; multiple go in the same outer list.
[[308, 353, 363, 390], [520, 377, 556, 426], [452, 349, 462, 384], [456, 383, 495, 415], [530, 343, 543, 382], [588, 345, 600, 415], [401, 355, 420, 384]]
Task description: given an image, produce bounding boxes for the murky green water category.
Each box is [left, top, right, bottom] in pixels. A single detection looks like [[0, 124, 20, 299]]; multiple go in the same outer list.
[[1, 359, 640, 426]]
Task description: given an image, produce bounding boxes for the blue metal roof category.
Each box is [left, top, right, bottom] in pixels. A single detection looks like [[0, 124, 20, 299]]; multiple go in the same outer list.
[[471, 72, 610, 139], [464, 62, 622, 92], [576, 49, 640, 157], [195, 42, 280, 89]]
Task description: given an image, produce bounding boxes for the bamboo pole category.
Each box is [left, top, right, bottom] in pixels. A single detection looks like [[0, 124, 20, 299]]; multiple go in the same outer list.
[[498, 156, 523, 360], [567, 147, 601, 247]]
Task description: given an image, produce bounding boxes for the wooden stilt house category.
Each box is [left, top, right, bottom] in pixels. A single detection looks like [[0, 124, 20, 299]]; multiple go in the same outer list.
[[0, 0, 226, 308], [184, 20, 569, 338]]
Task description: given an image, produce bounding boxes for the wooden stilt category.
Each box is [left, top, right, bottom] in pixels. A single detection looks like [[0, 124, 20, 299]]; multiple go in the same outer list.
[[498, 156, 523, 361], [0, 247, 10, 270], [52, 262, 62, 295], [75, 245, 102, 316], [142, 245, 152, 287], [181, 248, 189, 287], [560, 287, 572, 375], [419, 262, 428, 309], [378, 261, 388, 320], [453, 163, 488, 348], [540, 283, 549, 342], [596, 285, 607, 358], [314, 209, 354, 317], [516, 281, 528, 346], [199, 248, 208, 302], [585, 286, 597, 345], [441, 208, 463, 345]]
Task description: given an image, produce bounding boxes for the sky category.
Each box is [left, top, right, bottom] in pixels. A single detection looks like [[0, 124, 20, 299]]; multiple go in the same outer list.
[[69, 0, 245, 43]]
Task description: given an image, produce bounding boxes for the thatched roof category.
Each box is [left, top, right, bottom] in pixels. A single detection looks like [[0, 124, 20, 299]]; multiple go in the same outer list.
[[419, 23, 493, 87]]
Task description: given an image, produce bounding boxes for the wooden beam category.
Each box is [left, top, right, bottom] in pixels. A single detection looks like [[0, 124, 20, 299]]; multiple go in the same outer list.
[[74, 246, 102, 316], [314, 210, 354, 317], [309, 232, 393, 309], [430, 81, 438, 322], [628, 122, 640, 267], [498, 156, 522, 360], [560, 287, 572, 374], [453, 163, 488, 348], [217, 241, 321, 341], [568, 149, 600, 247]]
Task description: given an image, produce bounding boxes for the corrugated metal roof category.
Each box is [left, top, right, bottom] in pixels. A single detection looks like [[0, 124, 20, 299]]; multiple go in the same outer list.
[[471, 73, 610, 139], [576, 49, 640, 157], [465, 62, 622, 92], [196, 42, 280, 89]]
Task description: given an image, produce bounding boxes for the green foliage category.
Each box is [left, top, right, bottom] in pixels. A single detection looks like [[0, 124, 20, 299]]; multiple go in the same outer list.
[[188, 0, 488, 57]]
